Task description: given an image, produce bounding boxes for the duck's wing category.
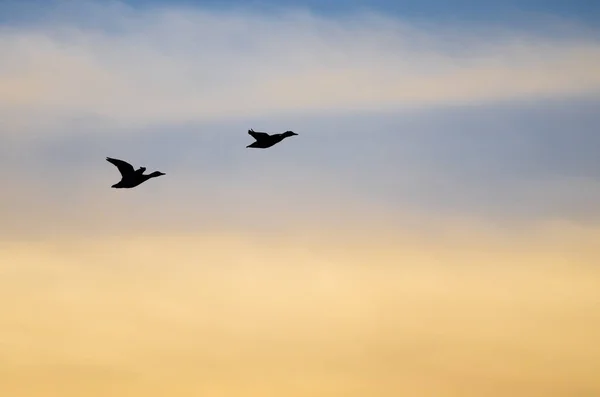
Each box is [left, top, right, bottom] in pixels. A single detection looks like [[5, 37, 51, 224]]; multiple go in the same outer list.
[[106, 157, 135, 176], [248, 129, 270, 140]]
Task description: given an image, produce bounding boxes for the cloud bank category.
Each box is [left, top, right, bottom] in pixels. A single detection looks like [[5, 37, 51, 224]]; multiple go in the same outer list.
[[1, 233, 599, 396]]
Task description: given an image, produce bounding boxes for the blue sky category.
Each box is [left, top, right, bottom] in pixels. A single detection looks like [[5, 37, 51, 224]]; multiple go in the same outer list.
[[84, 0, 600, 20], [2, 0, 600, 27]]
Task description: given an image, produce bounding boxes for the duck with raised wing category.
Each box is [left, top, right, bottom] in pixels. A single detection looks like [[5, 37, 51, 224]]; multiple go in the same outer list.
[[106, 157, 165, 188], [246, 129, 298, 149]]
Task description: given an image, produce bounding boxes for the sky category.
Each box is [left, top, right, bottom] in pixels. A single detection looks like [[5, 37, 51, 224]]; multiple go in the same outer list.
[[1, 1, 599, 396]]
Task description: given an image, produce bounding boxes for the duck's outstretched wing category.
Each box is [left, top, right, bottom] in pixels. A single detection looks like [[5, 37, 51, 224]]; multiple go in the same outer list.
[[248, 129, 270, 140], [106, 157, 135, 176]]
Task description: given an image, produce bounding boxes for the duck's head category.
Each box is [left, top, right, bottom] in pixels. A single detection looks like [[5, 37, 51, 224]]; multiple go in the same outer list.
[[150, 171, 166, 178], [283, 131, 298, 137]]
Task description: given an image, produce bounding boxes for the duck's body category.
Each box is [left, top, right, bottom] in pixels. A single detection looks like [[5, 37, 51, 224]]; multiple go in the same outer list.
[[106, 157, 165, 189], [246, 129, 298, 149]]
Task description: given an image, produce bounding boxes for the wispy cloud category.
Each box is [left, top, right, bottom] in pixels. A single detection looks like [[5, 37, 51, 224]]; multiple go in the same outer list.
[[1, 2, 600, 135], [0, 1, 599, 235]]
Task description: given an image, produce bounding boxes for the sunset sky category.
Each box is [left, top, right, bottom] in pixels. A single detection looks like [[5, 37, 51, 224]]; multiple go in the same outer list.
[[1, 1, 599, 396]]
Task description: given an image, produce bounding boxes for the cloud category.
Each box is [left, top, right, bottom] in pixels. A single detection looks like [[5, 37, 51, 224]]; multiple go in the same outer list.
[[1, 6, 599, 394], [0, 230, 599, 396], [1, 1, 600, 136], [0, 2, 599, 237]]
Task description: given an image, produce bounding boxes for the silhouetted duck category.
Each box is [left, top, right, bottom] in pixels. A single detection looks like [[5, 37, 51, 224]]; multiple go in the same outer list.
[[246, 129, 298, 149], [106, 157, 165, 188]]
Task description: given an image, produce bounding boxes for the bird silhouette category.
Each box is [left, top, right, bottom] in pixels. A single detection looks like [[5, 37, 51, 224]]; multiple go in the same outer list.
[[106, 157, 165, 188], [246, 129, 298, 149]]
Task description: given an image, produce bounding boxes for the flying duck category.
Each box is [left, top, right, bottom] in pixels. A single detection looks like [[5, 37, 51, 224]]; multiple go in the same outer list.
[[246, 129, 298, 149], [106, 157, 165, 189]]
